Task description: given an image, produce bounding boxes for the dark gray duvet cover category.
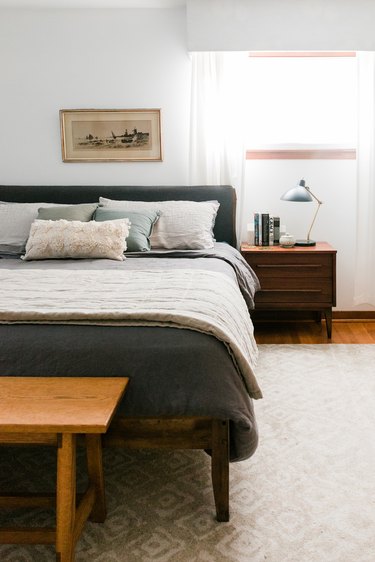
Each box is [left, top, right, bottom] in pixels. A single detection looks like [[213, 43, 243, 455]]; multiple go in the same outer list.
[[0, 243, 259, 461]]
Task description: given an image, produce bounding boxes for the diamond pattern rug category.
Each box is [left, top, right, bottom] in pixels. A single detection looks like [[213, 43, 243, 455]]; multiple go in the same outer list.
[[0, 344, 374, 561]]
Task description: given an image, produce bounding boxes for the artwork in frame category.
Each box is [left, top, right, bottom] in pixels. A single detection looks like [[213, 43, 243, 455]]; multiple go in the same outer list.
[[60, 109, 162, 162]]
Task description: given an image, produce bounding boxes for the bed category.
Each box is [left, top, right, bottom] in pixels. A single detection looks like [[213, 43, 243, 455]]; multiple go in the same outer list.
[[0, 184, 261, 522]]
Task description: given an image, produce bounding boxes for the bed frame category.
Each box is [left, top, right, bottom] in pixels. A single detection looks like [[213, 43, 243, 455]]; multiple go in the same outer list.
[[0, 184, 237, 522]]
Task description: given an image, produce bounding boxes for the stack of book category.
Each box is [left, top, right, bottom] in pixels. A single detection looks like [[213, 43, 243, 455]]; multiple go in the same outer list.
[[254, 213, 280, 246]]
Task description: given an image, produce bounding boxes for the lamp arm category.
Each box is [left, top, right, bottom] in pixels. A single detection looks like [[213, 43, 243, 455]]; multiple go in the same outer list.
[[306, 200, 322, 242], [305, 186, 323, 243], [306, 186, 323, 205]]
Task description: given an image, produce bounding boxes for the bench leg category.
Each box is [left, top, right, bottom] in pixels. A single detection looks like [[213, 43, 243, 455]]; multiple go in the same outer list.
[[86, 435, 107, 523], [56, 433, 76, 562], [211, 419, 229, 522]]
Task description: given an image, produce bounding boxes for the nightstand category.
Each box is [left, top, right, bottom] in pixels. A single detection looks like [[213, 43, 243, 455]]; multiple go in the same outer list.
[[241, 242, 337, 338]]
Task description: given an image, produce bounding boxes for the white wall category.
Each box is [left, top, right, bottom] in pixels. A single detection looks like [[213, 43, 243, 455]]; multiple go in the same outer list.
[[0, 7, 191, 185]]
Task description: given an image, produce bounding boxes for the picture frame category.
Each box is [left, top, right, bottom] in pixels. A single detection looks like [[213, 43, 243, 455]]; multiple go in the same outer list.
[[60, 109, 162, 162]]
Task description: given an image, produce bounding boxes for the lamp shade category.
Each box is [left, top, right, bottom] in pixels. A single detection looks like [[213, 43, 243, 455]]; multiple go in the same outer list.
[[280, 179, 314, 202]]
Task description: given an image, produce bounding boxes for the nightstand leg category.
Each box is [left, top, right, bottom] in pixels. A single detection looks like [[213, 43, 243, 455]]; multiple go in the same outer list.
[[324, 309, 332, 339]]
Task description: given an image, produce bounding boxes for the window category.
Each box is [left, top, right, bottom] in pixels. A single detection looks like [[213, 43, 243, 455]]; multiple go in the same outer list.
[[246, 52, 357, 159]]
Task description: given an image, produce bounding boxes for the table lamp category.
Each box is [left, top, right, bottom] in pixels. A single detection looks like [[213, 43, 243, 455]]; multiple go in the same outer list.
[[280, 179, 323, 246]]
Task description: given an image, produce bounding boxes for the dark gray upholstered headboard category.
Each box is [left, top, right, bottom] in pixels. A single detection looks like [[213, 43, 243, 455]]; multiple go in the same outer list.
[[0, 185, 237, 247]]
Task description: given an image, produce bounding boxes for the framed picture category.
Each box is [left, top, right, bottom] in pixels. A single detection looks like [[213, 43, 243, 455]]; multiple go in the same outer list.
[[60, 109, 162, 162]]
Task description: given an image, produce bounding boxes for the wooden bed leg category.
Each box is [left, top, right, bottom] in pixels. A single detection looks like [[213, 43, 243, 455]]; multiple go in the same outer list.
[[211, 419, 229, 522]]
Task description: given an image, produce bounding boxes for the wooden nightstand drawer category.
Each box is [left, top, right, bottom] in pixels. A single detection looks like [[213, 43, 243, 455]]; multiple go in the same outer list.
[[255, 280, 332, 307], [245, 254, 333, 278], [255, 276, 332, 305]]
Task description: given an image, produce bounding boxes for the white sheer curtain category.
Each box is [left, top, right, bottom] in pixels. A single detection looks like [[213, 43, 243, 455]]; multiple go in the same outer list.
[[189, 51, 248, 242], [354, 52, 375, 306]]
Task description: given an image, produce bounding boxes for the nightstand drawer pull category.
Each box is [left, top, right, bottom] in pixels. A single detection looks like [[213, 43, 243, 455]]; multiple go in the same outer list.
[[256, 264, 322, 269]]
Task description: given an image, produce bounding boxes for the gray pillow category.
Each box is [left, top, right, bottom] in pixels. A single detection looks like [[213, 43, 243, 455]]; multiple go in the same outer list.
[[37, 203, 98, 222], [94, 207, 159, 252], [0, 202, 71, 255], [99, 198, 220, 250]]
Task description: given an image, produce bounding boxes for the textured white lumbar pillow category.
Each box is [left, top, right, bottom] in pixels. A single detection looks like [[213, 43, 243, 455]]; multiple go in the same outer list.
[[22, 219, 130, 261]]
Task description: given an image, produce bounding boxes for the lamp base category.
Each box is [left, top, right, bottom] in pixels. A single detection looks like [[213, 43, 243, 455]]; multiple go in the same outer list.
[[294, 240, 316, 247]]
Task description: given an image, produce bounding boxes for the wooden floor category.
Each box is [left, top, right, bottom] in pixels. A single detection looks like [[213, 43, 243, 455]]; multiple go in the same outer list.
[[254, 320, 375, 344]]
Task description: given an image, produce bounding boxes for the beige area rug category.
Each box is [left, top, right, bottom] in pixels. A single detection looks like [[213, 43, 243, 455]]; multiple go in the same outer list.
[[0, 344, 375, 562]]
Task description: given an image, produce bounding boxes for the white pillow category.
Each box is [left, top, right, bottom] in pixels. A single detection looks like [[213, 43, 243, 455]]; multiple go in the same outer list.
[[99, 198, 220, 250], [0, 202, 69, 255], [22, 219, 130, 261]]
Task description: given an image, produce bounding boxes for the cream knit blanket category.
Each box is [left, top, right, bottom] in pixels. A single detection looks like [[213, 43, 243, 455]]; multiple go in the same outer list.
[[0, 268, 261, 399]]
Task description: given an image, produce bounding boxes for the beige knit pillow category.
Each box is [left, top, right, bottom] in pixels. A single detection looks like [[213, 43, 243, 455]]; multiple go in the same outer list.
[[22, 219, 130, 261]]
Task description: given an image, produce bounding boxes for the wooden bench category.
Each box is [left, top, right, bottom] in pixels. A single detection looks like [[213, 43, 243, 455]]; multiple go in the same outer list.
[[0, 376, 128, 562]]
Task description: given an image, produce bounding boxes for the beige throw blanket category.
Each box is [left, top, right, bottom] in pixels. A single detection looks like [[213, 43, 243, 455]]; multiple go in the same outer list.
[[0, 268, 262, 399]]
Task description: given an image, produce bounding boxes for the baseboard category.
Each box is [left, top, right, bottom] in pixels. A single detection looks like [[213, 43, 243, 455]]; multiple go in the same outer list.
[[251, 310, 375, 323], [333, 311, 375, 321]]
